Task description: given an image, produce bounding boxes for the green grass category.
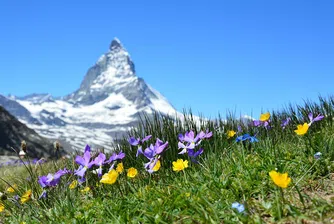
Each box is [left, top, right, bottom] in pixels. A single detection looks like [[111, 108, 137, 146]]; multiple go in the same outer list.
[[1, 96, 334, 223]]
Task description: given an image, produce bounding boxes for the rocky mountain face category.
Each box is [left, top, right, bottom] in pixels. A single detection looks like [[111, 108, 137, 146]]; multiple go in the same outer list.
[[64, 38, 162, 109], [0, 106, 57, 158], [0, 38, 178, 152]]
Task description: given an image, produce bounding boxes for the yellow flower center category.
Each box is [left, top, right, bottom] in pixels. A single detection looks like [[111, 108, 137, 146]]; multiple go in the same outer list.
[[69, 180, 78, 189], [20, 189, 32, 204], [116, 163, 124, 174], [153, 160, 161, 172]]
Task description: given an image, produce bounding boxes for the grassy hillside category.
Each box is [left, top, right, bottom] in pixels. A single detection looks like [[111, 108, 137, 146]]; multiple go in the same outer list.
[[0, 96, 334, 223]]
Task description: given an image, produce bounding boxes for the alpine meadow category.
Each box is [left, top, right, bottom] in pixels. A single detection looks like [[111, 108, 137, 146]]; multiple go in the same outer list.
[[1, 1, 334, 223], [0, 96, 334, 223]]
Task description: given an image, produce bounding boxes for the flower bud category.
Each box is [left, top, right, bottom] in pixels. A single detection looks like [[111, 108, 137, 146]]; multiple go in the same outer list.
[[21, 140, 27, 152]]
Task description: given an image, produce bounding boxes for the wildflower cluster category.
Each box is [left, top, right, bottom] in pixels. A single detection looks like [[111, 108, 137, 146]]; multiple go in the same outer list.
[[253, 112, 271, 128], [294, 112, 324, 135], [0, 109, 327, 221], [135, 137, 168, 173]]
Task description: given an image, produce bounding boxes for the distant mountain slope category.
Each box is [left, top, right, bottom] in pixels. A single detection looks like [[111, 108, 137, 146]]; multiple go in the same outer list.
[[0, 38, 180, 152], [0, 106, 57, 158]]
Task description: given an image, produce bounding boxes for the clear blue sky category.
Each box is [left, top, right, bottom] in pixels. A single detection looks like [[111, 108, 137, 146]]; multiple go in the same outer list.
[[0, 0, 333, 119]]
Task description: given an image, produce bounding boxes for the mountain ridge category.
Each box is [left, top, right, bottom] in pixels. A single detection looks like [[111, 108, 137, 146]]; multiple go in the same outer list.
[[0, 38, 178, 152], [0, 105, 58, 158]]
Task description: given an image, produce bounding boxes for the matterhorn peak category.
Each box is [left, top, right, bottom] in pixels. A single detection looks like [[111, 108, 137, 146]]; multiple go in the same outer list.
[[1, 38, 178, 152], [109, 37, 123, 50]]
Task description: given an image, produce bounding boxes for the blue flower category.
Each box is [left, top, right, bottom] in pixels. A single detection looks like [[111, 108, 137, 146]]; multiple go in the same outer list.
[[236, 134, 258, 143], [314, 152, 322, 160], [232, 202, 245, 213]]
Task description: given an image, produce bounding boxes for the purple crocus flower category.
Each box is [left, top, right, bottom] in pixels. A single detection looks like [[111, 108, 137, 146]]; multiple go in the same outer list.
[[46, 169, 68, 186], [237, 125, 242, 133], [137, 139, 168, 158], [178, 133, 185, 142], [183, 131, 204, 149], [84, 144, 91, 153], [74, 151, 95, 177], [253, 120, 262, 127], [93, 153, 106, 177], [136, 147, 143, 157], [129, 135, 150, 157], [178, 130, 212, 154], [32, 158, 38, 164], [38, 176, 48, 188], [138, 139, 168, 173], [198, 129, 213, 139], [178, 141, 191, 154], [253, 120, 270, 129], [78, 177, 86, 184], [38, 190, 47, 200], [14, 195, 19, 201], [62, 168, 73, 174], [128, 135, 152, 146], [153, 138, 169, 154], [129, 137, 140, 146], [281, 118, 291, 129], [188, 148, 204, 163], [308, 113, 324, 125], [204, 130, 213, 139], [105, 151, 125, 164], [144, 157, 160, 174]]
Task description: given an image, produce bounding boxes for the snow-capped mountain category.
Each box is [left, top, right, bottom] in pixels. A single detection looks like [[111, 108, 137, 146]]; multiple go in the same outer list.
[[0, 38, 178, 152]]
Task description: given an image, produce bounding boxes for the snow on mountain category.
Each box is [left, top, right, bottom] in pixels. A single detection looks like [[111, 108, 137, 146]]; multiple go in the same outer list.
[[1, 38, 180, 152]]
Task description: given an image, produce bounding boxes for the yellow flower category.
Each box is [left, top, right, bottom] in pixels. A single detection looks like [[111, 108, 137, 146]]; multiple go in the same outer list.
[[127, 167, 138, 178], [172, 159, 189, 172], [152, 160, 161, 172], [294, 123, 309, 135], [269, 171, 291, 188], [116, 162, 124, 174], [227, 130, 236, 139], [0, 203, 4, 212], [260, 112, 270, 122], [185, 192, 191, 197], [6, 184, 17, 193], [81, 186, 90, 193], [69, 180, 78, 189], [100, 169, 119, 185], [20, 189, 32, 204]]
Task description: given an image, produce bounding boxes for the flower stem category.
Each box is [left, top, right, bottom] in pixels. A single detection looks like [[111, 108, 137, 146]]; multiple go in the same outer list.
[[288, 160, 318, 193], [275, 188, 282, 220]]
